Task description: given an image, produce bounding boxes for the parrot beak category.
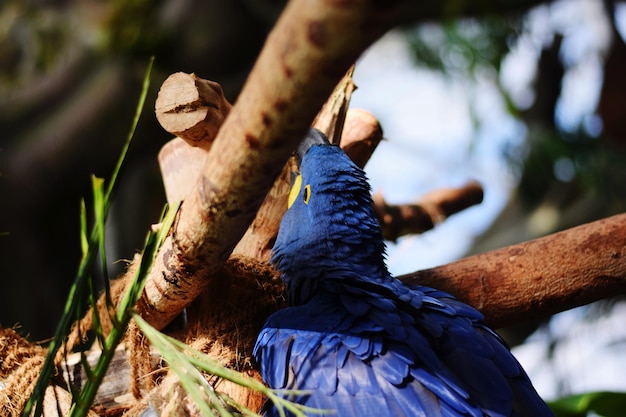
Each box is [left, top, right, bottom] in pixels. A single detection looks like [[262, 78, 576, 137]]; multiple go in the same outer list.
[[296, 128, 330, 167]]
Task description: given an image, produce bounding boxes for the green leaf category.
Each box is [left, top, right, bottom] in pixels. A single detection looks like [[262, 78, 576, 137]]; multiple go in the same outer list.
[[549, 391, 626, 417]]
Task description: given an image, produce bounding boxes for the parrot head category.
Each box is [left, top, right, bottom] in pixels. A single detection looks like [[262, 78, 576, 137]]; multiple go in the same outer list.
[[271, 129, 388, 304]]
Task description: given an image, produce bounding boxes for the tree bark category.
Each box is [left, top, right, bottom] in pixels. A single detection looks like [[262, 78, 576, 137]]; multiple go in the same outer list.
[[136, 0, 559, 330], [136, 0, 403, 330], [374, 181, 484, 241], [339, 108, 384, 169], [402, 213, 626, 328]]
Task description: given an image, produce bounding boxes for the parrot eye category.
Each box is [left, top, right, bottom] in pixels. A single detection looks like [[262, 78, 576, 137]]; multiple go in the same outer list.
[[303, 184, 311, 205], [288, 174, 302, 209]]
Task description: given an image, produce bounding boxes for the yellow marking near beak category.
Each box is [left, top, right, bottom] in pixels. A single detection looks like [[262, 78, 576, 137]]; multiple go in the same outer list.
[[288, 174, 302, 208]]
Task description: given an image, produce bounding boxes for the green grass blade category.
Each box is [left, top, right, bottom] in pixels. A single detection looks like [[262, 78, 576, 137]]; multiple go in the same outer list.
[[104, 57, 154, 206], [90, 176, 108, 346], [116, 200, 180, 322], [68, 201, 179, 417], [22, 58, 154, 417], [22, 235, 101, 417], [79, 198, 88, 256], [92, 175, 109, 285], [70, 230, 159, 416], [134, 315, 326, 417], [134, 314, 239, 417]]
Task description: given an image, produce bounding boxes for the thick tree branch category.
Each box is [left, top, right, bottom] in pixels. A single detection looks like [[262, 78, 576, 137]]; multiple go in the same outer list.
[[136, 0, 403, 329], [141, 0, 555, 331], [401, 213, 626, 328], [157, 71, 366, 266]]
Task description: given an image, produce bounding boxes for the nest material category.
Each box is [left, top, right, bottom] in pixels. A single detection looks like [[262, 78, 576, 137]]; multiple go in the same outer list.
[[0, 254, 284, 416]]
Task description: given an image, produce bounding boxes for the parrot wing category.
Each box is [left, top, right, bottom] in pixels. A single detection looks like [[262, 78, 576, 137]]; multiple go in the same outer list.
[[255, 281, 554, 417]]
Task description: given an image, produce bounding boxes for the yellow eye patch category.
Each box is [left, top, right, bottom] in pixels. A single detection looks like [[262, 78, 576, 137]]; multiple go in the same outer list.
[[288, 174, 302, 208], [287, 175, 311, 208]]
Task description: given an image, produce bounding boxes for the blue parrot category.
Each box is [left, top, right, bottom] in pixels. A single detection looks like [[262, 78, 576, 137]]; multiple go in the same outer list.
[[254, 129, 554, 417]]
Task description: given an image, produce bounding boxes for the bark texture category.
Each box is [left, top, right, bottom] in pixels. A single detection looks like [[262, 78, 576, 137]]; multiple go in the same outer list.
[[136, 0, 402, 330], [374, 181, 485, 241], [403, 213, 626, 328]]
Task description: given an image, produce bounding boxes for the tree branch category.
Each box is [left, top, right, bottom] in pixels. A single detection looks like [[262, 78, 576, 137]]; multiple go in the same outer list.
[[374, 181, 484, 241], [339, 108, 384, 169], [155, 72, 232, 151], [401, 213, 626, 328], [136, 0, 403, 329], [140, 0, 555, 330]]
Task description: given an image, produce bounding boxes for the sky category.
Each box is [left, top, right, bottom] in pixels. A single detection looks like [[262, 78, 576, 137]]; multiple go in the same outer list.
[[351, 30, 520, 274]]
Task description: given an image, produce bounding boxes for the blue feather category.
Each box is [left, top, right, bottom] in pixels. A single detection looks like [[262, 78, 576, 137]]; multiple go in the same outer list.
[[254, 129, 554, 417]]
